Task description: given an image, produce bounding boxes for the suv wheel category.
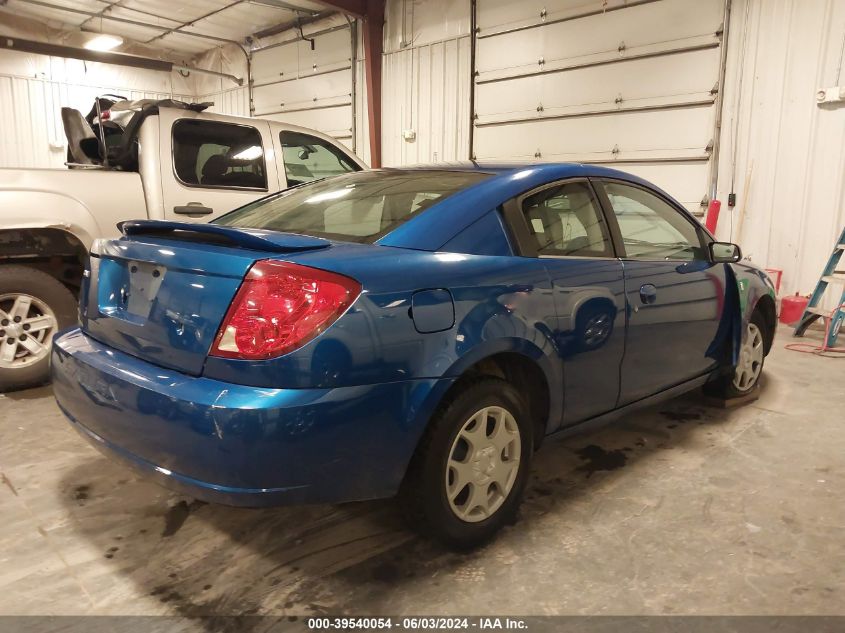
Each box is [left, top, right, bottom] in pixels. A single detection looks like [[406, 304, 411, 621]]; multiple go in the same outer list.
[[400, 378, 533, 549], [0, 266, 77, 392]]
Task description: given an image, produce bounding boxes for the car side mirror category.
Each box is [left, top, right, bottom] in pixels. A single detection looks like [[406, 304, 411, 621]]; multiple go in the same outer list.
[[709, 241, 742, 263]]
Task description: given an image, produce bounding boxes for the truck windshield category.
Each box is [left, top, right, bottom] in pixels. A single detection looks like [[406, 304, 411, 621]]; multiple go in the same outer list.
[[213, 170, 491, 243]]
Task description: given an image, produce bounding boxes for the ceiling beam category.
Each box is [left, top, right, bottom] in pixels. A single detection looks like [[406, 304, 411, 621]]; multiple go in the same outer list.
[[251, 9, 334, 40], [308, 0, 366, 19], [0, 35, 245, 84], [249, 0, 321, 14], [0, 35, 172, 71]]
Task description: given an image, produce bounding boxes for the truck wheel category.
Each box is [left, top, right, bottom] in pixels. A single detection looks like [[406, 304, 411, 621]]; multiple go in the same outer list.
[[0, 266, 78, 392]]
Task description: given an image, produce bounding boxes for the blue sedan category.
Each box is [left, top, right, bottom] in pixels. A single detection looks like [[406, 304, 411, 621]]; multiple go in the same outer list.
[[52, 163, 777, 547]]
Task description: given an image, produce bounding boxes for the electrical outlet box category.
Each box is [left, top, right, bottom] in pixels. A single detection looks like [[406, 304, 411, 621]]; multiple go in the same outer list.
[[817, 86, 845, 104]]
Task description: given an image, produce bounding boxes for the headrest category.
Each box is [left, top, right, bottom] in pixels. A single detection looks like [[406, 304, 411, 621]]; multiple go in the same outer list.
[[202, 154, 228, 179]]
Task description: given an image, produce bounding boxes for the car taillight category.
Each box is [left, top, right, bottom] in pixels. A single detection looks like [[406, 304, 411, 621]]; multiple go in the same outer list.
[[210, 260, 361, 360]]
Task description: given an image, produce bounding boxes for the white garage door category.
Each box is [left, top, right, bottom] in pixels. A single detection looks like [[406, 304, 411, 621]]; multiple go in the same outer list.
[[252, 26, 354, 143], [473, 0, 726, 214]]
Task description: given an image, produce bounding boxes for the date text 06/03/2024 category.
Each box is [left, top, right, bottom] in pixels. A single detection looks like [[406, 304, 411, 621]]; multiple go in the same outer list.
[[306, 617, 529, 630]]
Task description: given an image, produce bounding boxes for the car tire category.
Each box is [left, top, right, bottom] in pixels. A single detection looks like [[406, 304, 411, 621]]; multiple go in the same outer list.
[[399, 377, 534, 549], [0, 266, 78, 393], [706, 309, 768, 400]]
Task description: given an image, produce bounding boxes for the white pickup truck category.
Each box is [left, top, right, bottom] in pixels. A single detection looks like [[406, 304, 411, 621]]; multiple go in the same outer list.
[[0, 97, 366, 391]]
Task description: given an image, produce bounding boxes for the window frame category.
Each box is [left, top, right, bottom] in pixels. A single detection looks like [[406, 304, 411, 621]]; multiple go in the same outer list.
[[590, 177, 710, 263], [171, 118, 269, 192], [278, 130, 362, 186], [502, 177, 620, 260]]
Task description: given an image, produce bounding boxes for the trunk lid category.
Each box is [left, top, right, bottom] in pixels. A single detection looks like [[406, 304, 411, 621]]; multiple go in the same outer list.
[[82, 221, 331, 375]]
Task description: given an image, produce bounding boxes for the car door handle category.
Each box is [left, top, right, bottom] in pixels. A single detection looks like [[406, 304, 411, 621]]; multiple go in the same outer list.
[[639, 284, 658, 304], [173, 203, 213, 216]]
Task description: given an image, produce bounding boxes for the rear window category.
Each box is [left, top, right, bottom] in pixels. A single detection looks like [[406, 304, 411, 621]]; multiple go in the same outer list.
[[214, 170, 491, 243]]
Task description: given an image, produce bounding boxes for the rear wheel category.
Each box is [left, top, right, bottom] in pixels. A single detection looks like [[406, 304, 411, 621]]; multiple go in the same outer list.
[[0, 266, 77, 392], [707, 309, 768, 399], [399, 378, 533, 549]]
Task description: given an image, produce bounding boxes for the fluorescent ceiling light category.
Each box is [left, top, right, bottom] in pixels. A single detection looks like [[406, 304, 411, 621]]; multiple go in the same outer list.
[[84, 35, 124, 52], [232, 146, 263, 161]]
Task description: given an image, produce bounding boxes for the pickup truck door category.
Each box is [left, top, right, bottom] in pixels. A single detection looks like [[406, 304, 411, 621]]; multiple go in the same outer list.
[[158, 109, 280, 222], [270, 126, 363, 188]]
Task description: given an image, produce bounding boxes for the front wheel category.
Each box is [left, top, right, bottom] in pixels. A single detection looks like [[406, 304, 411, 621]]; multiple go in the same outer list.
[[707, 309, 768, 399], [399, 378, 533, 549], [0, 266, 78, 392]]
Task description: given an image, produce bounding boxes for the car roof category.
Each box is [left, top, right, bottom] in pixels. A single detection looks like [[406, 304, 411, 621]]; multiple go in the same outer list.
[[376, 162, 687, 251], [383, 161, 635, 178]]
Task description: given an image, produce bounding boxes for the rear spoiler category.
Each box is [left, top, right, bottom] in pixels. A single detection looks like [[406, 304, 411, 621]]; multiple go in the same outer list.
[[117, 220, 330, 253]]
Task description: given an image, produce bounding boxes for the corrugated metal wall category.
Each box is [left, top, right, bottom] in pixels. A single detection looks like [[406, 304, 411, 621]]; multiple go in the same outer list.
[[374, 0, 845, 307], [0, 51, 193, 168], [376, 0, 472, 166], [250, 20, 355, 143], [714, 0, 845, 305], [3, 0, 844, 312], [197, 86, 250, 117], [381, 36, 471, 165], [473, 0, 725, 214]]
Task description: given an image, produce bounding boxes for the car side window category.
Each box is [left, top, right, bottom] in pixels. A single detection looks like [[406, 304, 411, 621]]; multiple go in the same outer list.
[[521, 181, 613, 257], [172, 120, 267, 190], [280, 131, 360, 186], [602, 182, 705, 261]]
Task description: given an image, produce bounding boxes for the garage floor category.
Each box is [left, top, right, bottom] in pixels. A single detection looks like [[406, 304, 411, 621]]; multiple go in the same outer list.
[[1, 329, 842, 617]]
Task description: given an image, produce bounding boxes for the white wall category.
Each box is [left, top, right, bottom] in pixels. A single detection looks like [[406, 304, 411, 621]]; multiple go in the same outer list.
[[192, 44, 251, 118], [4, 0, 844, 309], [376, 0, 472, 166], [0, 13, 250, 168], [0, 49, 195, 168], [375, 0, 845, 306], [714, 0, 845, 303]]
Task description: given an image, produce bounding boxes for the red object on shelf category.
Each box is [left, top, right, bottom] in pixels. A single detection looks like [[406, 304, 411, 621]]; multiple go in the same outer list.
[[779, 293, 809, 325], [764, 268, 783, 293], [705, 199, 722, 233]]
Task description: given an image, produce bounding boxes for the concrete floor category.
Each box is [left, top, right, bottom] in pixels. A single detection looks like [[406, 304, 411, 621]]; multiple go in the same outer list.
[[0, 329, 843, 618]]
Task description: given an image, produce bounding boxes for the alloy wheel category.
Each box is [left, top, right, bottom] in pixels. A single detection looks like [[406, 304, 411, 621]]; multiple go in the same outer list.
[[0, 293, 58, 369], [732, 321, 764, 392], [445, 406, 521, 523]]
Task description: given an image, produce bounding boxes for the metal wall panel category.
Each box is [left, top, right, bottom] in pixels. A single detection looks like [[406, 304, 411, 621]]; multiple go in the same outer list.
[[475, 48, 720, 126], [250, 26, 354, 142], [381, 36, 472, 166], [473, 0, 725, 213], [0, 68, 191, 168], [253, 70, 351, 116], [263, 105, 354, 141], [198, 86, 250, 117], [384, 0, 471, 53], [714, 0, 845, 307]]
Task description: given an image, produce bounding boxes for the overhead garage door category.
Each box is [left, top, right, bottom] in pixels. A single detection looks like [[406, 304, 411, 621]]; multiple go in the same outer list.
[[473, 0, 726, 214], [252, 26, 354, 143]]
